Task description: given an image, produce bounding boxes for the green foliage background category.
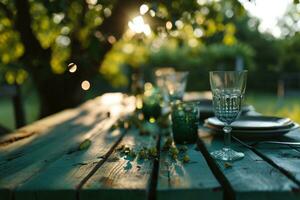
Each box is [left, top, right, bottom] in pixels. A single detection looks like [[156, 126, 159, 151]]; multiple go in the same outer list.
[[0, 0, 299, 118]]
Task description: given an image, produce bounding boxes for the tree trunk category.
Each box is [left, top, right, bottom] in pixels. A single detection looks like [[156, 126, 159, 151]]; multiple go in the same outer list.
[[13, 0, 144, 118], [33, 70, 83, 117]]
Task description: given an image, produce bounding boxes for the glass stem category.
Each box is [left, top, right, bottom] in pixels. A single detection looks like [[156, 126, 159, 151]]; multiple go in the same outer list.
[[223, 125, 232, 149]]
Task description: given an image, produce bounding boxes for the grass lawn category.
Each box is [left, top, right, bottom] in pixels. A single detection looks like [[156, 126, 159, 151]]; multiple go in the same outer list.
[[246, 92, 300, 123], [0, 92, 299, 131], [0, 94, 39, 131]]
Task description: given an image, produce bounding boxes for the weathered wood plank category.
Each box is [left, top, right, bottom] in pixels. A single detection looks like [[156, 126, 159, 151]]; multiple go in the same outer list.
[[0, 94, 108, 160], [13, 127, 126, 200], [247, 129, 300, 186], [0, 93, 134, 200], [0, 93, 128, 162], [198, 128, 300, 200], [0, 109, 80, 154], [0, 93, 125, 152], [156, 136, 222, 200], [0, 115, 111, 200], [80, 129, 158, 200]]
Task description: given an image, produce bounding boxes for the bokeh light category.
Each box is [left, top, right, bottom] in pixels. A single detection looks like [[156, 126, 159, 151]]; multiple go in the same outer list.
[[107, 35, 116, 44], [194, 28, 204, 38], [104, 8, 112, 17], [166, 21, 173, 30], [175, 20, 184, 29], [149, 10, 156, 17], [149, 117, 156, 123], [68, 63, 77, 73], [81, 80, 91, 91], [128, 16, 151, 36], [140, 4, 149, 15], [86, 0, 97, 5]]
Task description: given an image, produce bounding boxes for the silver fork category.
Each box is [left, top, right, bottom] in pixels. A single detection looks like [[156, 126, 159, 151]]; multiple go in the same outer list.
[[232, 136, 300, 148], [251, 141, 300, 146]]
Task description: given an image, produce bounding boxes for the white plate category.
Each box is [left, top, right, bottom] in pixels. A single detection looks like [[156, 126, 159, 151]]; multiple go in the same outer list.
[[206, 116, 293, 130], [205, 123, 299, 138]]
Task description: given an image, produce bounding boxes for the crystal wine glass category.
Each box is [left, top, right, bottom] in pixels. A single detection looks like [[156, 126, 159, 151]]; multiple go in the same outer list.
[[165, 71, 189, 102], [209, 70, 247, 161], [155, 67, 176, 105]]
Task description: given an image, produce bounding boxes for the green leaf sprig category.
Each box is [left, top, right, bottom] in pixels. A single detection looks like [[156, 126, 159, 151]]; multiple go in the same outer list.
[[163, 137, 190, 163], [79, 139, 92, 150], [116, 144, 158, 160]]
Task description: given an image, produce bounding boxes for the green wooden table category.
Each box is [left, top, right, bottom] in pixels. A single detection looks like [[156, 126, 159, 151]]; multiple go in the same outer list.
[[1, 93, 300, 200]]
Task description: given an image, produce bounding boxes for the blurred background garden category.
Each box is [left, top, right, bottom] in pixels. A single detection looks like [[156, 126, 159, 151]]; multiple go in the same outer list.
[[0, 0, 300, 132]]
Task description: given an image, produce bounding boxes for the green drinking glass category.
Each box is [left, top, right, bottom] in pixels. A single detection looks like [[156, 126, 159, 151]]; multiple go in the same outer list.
[[171, 101, 199, 144]]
